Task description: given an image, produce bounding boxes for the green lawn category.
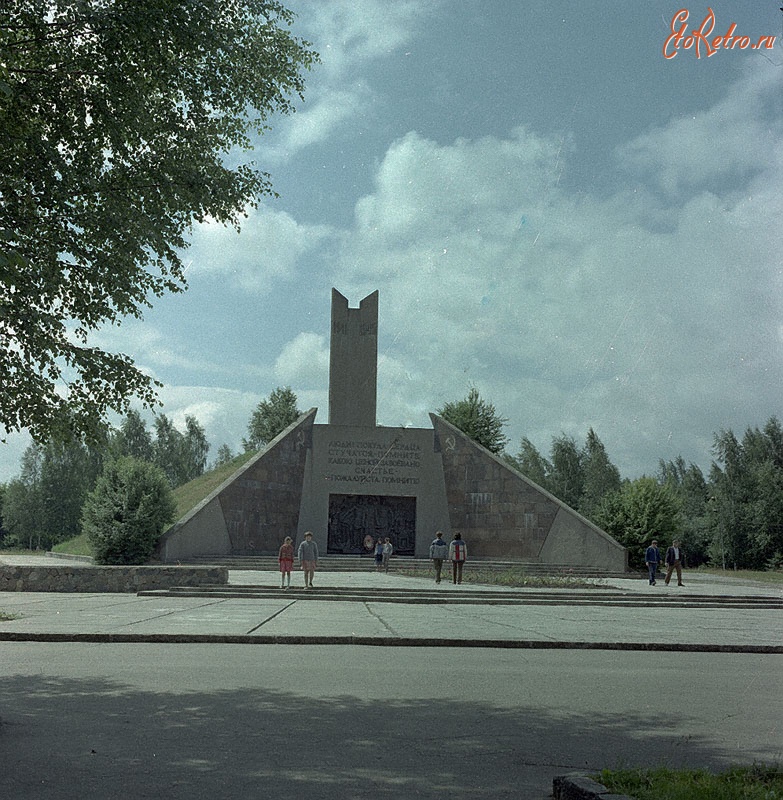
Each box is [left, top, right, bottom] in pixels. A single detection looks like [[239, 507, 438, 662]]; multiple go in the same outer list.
[[51, 534, 92, 556], [169, 450, 255, 520], [597, 765, 783, 799], [696, 567, 783, 584]]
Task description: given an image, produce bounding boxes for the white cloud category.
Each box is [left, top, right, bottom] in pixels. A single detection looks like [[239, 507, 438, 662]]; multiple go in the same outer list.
[[187, 205, 333, 291], [152, 385, 260, 459], [327, 71, 783, 476], [0, 431, 32, 482], [274, 332, 330, 388], [259, 0, 438, 160], [271, 87, 369, 157], [617, 62, 782, 197], [2, 30, 778, 486], [304, 0, 434, 80], [87, 320, 261, 386]]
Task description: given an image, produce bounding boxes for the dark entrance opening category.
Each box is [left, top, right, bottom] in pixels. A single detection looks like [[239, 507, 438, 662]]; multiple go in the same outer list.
[[327, 494, 416, 555]]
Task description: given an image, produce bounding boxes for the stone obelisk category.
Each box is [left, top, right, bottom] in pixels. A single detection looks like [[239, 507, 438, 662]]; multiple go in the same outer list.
[[328, 289, 378, 427]]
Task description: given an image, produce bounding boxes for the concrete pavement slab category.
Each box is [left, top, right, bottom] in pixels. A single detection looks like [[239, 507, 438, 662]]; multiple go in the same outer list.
[[1, 588, 782, 651], [2, 557, 782, 650]]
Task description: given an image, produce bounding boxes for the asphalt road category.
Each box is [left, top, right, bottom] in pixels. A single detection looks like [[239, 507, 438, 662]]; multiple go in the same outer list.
[[1, 643, 780, 799]]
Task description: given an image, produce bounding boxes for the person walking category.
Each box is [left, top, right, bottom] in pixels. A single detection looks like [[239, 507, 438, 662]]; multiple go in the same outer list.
[[449, 532, 467, 585], [278, 536, 294, 589], [374, 537, 384, 572], [644, 539, 661, 585], [664, 539, 685, 586], [297, 531, 319, 589], [429, 531, 449, 583], [382, 537, 393, 573]]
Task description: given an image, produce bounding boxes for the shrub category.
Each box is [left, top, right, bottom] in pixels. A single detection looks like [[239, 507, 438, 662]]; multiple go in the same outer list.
[[82, 457, 176, 565]]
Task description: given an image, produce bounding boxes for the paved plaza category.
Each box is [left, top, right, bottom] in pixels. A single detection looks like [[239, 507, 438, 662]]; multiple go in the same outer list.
[[1, 555, 782, 650], [1, 556, 782, 799]]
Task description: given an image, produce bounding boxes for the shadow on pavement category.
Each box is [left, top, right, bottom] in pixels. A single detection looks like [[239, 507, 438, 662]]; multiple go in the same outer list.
[[0, 658, 752, 799]]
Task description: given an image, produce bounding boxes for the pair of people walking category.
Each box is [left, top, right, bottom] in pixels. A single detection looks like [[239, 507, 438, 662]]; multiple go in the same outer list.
[[374, 537, 393, 572], [278, 531, 318, 588], [429, 531, 467, 584], [645, 538, 685, 586], [280, 531, 396, 587]]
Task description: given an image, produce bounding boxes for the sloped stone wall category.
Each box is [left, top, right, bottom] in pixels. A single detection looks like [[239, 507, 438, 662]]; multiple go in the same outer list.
[[430, 414, 626, 570], [157, 409, 316, 560]]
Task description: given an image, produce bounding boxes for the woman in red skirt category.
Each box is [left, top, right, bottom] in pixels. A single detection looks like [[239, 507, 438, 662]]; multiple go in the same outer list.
[[278, 536, 294, 588]]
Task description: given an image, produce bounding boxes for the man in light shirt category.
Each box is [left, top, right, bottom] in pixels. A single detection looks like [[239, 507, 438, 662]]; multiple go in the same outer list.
[[664, 539, 685, 586], [297, 531, 319, 589]]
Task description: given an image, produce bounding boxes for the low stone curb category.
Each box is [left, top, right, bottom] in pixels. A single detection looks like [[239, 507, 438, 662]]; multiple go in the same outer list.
[[1, 632, 781, 652], [143, 586, 783, 609], [553, 772, 634, 799], [46, 551, 95, 563]]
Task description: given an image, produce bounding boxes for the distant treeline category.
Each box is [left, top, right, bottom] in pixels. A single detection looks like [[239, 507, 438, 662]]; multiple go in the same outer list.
[[505, 418, 783, 571], [2, 392, 782, 572]]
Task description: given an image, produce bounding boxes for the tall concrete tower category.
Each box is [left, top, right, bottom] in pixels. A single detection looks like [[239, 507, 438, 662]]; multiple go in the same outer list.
[[328, 289, 378, 427]]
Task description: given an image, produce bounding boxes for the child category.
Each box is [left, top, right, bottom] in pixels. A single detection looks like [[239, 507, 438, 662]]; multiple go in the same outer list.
[[278, 536, 294, 588]]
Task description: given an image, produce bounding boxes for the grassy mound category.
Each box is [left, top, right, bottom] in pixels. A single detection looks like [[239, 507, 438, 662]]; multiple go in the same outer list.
[[169, 451, 255, 520]]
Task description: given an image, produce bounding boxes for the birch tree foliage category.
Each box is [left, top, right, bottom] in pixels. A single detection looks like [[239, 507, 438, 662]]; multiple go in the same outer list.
[[437, 387, 509, 455], [0, 0, 317, 441]]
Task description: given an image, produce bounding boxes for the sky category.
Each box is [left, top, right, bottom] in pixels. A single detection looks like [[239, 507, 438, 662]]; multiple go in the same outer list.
[[3, 0, 783, 482]]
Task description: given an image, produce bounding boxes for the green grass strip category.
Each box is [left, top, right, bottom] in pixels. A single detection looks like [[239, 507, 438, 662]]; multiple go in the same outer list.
[[597, 765, 783, 799]]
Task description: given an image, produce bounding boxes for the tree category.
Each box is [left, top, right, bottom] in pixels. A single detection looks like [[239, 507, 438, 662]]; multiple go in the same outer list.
[[1, 443, 44, 549], [2, 479, 39, 549], [437, 387, 509, 454], [548, 434, 584, 511], [152, 416, 180, 487], [595, 477, 682, 570], [0, 482, 7, 546], [152, 414, 209, 487], [509, 428, 621, 515], [1, 437, 103, 549], [182, 416, 210, 482], [243, 386, 301, 451], [0, 1, 317, 442], [82, 456, 176, 564], [658, 456, 709, 566], [512, 437, 552, 488], [580, 428, 621, 518], [708, 428, 747, 569], [111, 410, 154, 462], [707, 418, 783, 569], [39, 436, 104, 545], [213, 444, 235, 469]]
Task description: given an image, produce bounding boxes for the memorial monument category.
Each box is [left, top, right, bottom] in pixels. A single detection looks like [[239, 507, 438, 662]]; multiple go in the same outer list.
[[158, 290, 626, 571]]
